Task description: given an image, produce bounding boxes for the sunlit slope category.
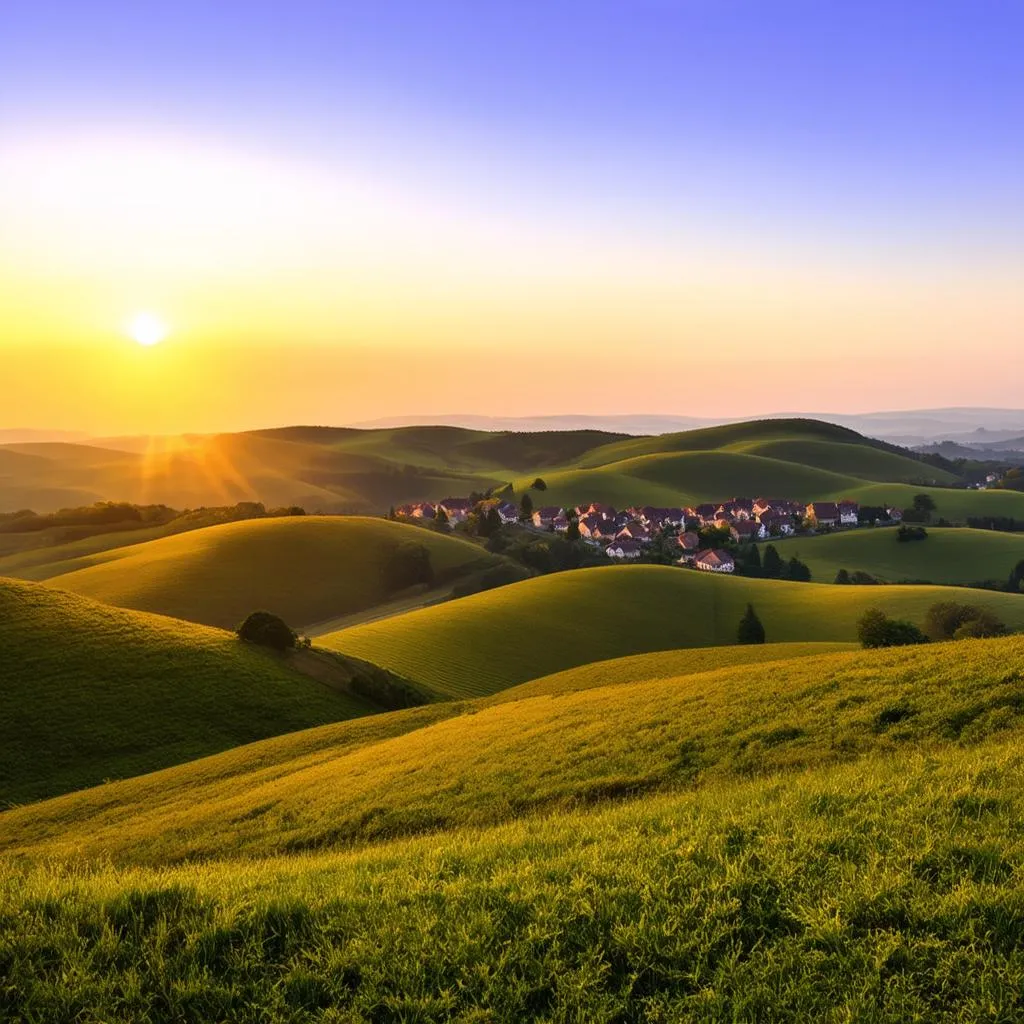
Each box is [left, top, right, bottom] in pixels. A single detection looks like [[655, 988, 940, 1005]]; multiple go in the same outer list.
[[729, 438, 957, 484], [6, 738, 1023, 1021], [7, 634, 1024, 864], [517, 450, 864, 508], [321, 565, 1024, 697], [487, 641, 856, 704], [788, 526, 1024, 585], [0, 578, 371, 804], [47, 516, 496, 630]]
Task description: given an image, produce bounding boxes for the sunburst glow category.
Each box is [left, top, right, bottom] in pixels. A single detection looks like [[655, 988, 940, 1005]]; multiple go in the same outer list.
[[127, 313, 170, 347]]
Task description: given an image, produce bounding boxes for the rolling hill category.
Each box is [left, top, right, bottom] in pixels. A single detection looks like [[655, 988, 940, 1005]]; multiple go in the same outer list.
[[0, 577, 375, 804], [782, 526, 1024, 585], [320, 565, 1024, 698], [44, 515, 500, 630], [5, 634, 1023, 864]]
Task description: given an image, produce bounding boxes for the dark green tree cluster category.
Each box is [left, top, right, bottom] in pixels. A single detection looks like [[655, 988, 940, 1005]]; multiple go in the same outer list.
[[896, 524, 928, 542], [834, 569, 879, 585], [857, 609, 928, 648], [901, 494, 936, 524], [236, 610, 297, 651], [382, 542, 434, 591], [923, 601, 1008, 641]]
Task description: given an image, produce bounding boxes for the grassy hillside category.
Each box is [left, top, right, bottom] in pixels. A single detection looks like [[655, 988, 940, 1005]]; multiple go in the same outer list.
[[488, 641, 856, 704], [321, 565, 1024, 697], [5, 635, 1024, 864], [4, 740, 1021, 1022], [0, 578, 373, 805], [786, 526, 1024, 585], [46, 515, 498, 630], [518, 449, 863, 508]]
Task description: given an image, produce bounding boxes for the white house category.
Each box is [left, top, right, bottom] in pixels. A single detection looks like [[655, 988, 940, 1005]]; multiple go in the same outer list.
[[694, 549, 735, 573], [496, 502, 519, 524], [606, 539, 642, 560], [838, 501, 860, 527]]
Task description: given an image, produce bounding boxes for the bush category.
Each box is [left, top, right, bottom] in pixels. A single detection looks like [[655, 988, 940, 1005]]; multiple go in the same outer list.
[[897, 524, 928, 542], [236, 611, 297, 651], [925, 602, 1008, 641], [857, 608, 928, 649]]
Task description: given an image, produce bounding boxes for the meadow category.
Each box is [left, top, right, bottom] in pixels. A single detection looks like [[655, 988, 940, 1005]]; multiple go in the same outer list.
[[787, 526, 1024, 585], [42, 516, 499, 630], [5, 697, 1024, 1019], [321, 565, 1024, 697], [0, 578, 374, 804], [6, 635, 1024, 864]]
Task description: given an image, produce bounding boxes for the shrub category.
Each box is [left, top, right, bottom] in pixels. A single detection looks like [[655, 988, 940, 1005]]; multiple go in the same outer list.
[[897, 524, 928, 542], [857, 608, 928, 649], [924, 602, 1008, 642], [236, 611, 297, 651], [737, 604, 766, 645]]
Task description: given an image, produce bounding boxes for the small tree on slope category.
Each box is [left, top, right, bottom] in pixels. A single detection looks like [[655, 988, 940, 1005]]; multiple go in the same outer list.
[[737, 603, 766, 645]]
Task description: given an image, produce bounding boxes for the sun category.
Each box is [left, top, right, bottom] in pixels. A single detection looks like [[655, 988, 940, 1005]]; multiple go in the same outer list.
[[126, 312, 170, 347]]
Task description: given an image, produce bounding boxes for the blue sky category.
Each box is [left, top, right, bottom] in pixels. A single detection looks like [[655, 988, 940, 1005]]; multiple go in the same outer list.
[[1, 1, 1022, 429]]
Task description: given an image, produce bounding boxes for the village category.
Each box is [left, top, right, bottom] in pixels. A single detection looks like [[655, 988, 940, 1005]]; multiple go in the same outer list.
[[396, 496, 902, 574]]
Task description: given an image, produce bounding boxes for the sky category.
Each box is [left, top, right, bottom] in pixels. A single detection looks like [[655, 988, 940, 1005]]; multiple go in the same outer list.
[[1, 0, 1021, 434]]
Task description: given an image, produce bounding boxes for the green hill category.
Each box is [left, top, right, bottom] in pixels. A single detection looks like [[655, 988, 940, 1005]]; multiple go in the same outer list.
[[5, 634, 1024, 864], [487, 641, 856, 704], [0, 577, 374, 805], [45, 515, 499, 630], [321, 565, 1024, 698], [783, 526, 1024, 585]]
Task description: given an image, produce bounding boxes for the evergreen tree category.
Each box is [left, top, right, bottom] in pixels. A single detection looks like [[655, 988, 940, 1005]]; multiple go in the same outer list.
[[434, 505, 450, 530], [737, 603, 766, 644], [762, 544, 784, 578], [519, 492, 534, 521], [786, 555, 812, 582]]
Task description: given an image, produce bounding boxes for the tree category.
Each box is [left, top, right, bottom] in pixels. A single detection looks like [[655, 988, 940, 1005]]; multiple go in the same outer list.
[[897, 524, 928, 542], [519, 492, 534, 522], [532, 477, 548, 491], [434, 505, 450, 530], [834, 568, 851, 584], [786, 556, 812, 582], [735, 543, 762, 577], [387, 505, 396, 521], [1009, 559, 1024, 593], [737, 603, 766, 644], [762, 544, 785, 578], [953, 611, 1009, 639], [850, 571, 879, 585], [857, 608, 928, 649], [924, 601, 1007, 641], [913, 493, 937, 513], [565, 511, 580, 542], [236, 610, 297, 651], [478, 506, 502, 538]]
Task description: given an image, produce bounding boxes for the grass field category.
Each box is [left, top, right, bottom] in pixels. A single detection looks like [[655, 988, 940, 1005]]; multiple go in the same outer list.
[[45, 515, 499, 630], [5, 737, 1024, 1022], [321, 565, 1024, 697], [0, 578, 373, 805], [8, 633, 1023, 864], [785, 526, 1024, 585]]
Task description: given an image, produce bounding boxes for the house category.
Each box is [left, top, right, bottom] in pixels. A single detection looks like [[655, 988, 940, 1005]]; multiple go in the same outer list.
[[616, 520, 651, 543], [694, 548, 735, 573], [439, 497, 473, 523], [677, 530, 701, 552], [838, 500, 860, 527], [408, 502, 436, 520], [693, 503, 718, 524], [758, 512, 795, 536], [553, 513, 570, 533], [577, 513, 605, 539], [730, 520, 766, 542], [496, 502, 519, 524], [606, 539, 642, 560], [887, 506, 904, 522], [532, 506, 563, 529], [806, 502, 839, 528]]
